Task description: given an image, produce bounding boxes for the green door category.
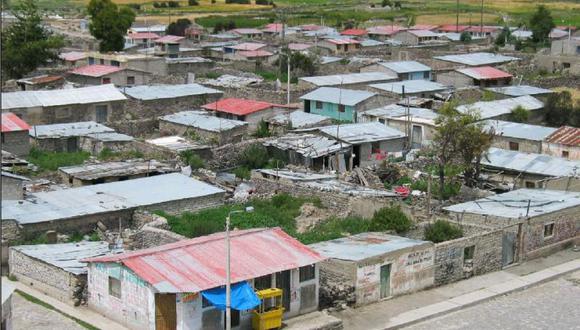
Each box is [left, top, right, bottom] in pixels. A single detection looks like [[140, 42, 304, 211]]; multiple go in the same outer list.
[[380, 264, 391, 299]]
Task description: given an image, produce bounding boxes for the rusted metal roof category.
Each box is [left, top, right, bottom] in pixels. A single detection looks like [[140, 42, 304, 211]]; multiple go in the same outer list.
[[84, 227, 325, 293], [545, 126, 580, 146], [1, 113, 31, 132], [456, 66, 513, 80], [154, 35, 185, 43], [17, 75, 63, 85], [341, 28, 367, 36], [70, 64, 123, 77], [202, 98, 274, 116], [228, 42, 266, 51]]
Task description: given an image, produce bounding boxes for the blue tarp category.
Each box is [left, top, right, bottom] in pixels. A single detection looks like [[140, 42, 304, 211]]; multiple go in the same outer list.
[[201, 282, 260, 311]]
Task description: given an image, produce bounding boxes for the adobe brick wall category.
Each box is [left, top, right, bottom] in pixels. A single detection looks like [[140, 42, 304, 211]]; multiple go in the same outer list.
[[1, 131, 30, 156]]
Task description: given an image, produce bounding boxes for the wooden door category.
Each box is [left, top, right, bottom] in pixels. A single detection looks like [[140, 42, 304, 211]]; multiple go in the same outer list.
[[380, 264, 391, 299], [155, 293, 177, 330]]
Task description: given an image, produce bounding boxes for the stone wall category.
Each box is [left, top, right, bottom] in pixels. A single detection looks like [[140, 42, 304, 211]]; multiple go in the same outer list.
[[1, 176, 25, 200], [1, 131, 30, 156], [130, 211, 188, 249], [207, 138, 271, 170], [107, 118, 158, 138], [317, 259, 357, 309]]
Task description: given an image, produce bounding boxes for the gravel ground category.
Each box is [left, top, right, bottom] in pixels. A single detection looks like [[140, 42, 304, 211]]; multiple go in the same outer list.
[[11, 293, 85, 330]]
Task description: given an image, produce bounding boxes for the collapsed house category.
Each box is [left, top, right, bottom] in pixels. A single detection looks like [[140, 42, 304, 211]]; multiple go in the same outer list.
[[159, 110, 248, 144], [267, 110, 333, 134], [482, 120, 557, 153], [84, 228, 325, 329], [310, 233, 435, 307], [9, 241, 122, 305], [1, 112, 31, 157]]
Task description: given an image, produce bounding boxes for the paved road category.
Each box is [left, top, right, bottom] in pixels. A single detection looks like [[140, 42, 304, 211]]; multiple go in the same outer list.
[[12, 293, 85, 330], [403, 271, 580, 330]]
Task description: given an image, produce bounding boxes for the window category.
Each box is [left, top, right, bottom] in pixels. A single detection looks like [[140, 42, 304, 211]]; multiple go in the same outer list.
[[127, 76, 135, 85], [379, 118, 386, 124], [111, 60, 120, 67], [338, 104, 345, 113], [423, 71, 430, 79], [99, 59, 105, 65], [562, 150, 569, 158], [525, 181, 536, 188], [509, 141, 519, 151], [299, 265, 315, 282], [108, 277, 121, 298], [371, 141, 381, 154], [315, 101, 323, 109], [102, 77, 111, 84], [254, 274, 272, 290], [562, 62, 570, 69], [1, 133, 4, 144], [464, 245, 475, 262], [88, 57, 95, 65], [543, 222, 554, 238]]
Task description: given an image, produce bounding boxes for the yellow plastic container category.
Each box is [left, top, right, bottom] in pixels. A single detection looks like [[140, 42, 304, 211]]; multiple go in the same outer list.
[[252, 288, 284, 330]]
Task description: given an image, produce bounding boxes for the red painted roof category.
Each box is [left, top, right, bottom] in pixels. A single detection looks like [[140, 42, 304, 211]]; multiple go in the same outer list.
[[367, 25, 406, 35], [202, 98, 275, 115], [545, 126, 580, 146], [288, 43, 312, 51], [301, 24, 323, 31], [438, 25, 469, 32], [237, 50, 273, 58], [409, 24, 439, 31], [457, 66, 513, 80], [1, 113, 30, 132], [263, 23, 283, 33], [85, 227, 325, 293], [229, 42, 266, 51], [466, 26, 500, 33], [127, 32, 160, 40], [69, 64, 124, 77], [155, 35, 185, 43], [341, 28, 367, 36]]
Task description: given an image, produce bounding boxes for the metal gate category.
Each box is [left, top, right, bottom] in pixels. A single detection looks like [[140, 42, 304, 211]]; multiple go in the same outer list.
[[502, 232, 516, 267]]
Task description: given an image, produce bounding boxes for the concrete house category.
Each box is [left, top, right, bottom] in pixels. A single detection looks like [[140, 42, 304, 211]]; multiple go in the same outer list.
[[84, 227, 325, 330], [300, 87, 383, 123], [369, 80, 450, 99], [230, 28, 263, 39], [481, 147, 580, 191], [361, 61, 432, 81], [482, 120, 557, 153], [1, 85, 127, 125], [486, 85, 553, 101], [165, 57, 215, 76], [360, 104, 439, 148], [67, 64, 153, 87], [310, 233, 434, 307], [537, 37, 580, 74], [1, 172, 29, 200], [153, 35, 185, 58], [87, 53, 166, 76], [436, 66, 513, 88], [124, 32, 160, 49], [317, 122, 406, 168], [129, 24, 167, 36], [444, 189, 580, 261], [9, 242, 122, 305], [318, 38, 361, 54], [159, 110, 248, 144], [456, 96, 544, 122], [433, 52, 519, 67], [1, 113, 31, 156], [16, 75, 65, 91], [59, 160, 177, 187], [543, 126, 580, 160], [202, 98, 291, 131], [1, 173, 225, 240], [59, 51, 88, 68], [299, 72, 397, 90], [392, 29, 441, 46], [30, 121, 133, 153]]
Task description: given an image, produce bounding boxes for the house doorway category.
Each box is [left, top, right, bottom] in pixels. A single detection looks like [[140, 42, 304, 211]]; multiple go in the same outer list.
[[502, 232, 517, 267], [276, 270, 291, 312], [352, 145, 361, 168], [411, 125, 423, 148], [155, 293, 177, 330], [380, 264, 391, 299]]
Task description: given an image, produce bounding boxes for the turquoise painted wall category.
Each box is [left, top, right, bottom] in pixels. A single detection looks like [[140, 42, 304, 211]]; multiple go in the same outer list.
[[308, 101, 356, 122]]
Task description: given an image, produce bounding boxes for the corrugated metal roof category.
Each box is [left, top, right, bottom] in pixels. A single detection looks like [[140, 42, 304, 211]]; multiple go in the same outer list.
[[456, 66, 513, 80], [11, 242, 122, 275], [154, 35, 184, 43], [59, 51, 87, 62], [444, 189, 580, 219], [231, 28, 263, 35], [268, 111, 331, 128], [122, 83, 222, 101], [1, 113, 31, 132], [482, 120, 557, 141], [512, 30, 533, 39], [409, 24, 439, 31], [2, 85, 127, 110], [456, 95, 544, 120], [438, 25, 469, 32], [2, 173, 224, 225], [482, 147, 580, 177], [545, 126, 580, 146], [363, 104, 438, 125], [370, 80, 448, 94], [59, 160, 175, 180], [165, 56, 212, 64], [465, 26, 500, 33], [86, 132, 134, 142], [1, 171, 30, 181], [237, 50, 274, 58], [146, 136, 208, 152], [160, 110, 247, 132], [288, 43, 312, 51], [30, 121, 114, 138], [360, 39, 386, 47], [486, 85, 553, 97], [319, 122, 405, 144], [310, 232, 430, 261], [378, 60, 431, 73], [367, 25, 406, 35], [2, 279, 15, 305], [202, 98, 275, 116], [407, 29, 439, 37], [228, 42, 266, 51], [300, 72, 396, 87], [17, 75, 63, 85], [130, 25, 167, 33], [341, 28, 367, 36], [320, 56, 342, 65], [263, 133, 350, 157], [126, 32, 160, 40], [69, 64, 123, 77], [434, 52, 519, 66], [85, 227, 325, 293], [300, 87, 376, 106], [324, 38, 360, 45]]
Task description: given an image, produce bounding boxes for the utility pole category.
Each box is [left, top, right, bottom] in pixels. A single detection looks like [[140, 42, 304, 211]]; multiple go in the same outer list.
[[456, 0, 459, 33], [480, 0, 484, 38], [287, 50, 291, 105], [427, 173, 432, 216]]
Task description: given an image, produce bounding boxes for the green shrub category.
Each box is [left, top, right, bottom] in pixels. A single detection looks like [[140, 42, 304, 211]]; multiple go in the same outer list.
[[460, 31, 471, 42], [240, 143, 269, 169], [297, 216, 370, 244], [233, 166, 251, 180], [27, 148, 90, 171], [253, 119, 271, 138], [370, 205, 412, 233], [510, 105, 530, 123], [180, 150, 205, 170], [411, 179, 461, 200], [424, 220, 463, 243]]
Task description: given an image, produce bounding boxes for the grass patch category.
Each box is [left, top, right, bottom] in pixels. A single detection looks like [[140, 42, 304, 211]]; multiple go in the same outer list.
[[98, 148, 144, 161], [27, 148, 90, 172], [16, 290, 100, 330]]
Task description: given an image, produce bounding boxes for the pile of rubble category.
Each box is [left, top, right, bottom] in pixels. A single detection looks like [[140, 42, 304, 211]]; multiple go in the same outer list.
[[319, 273, 356, 310], [345, 167, 383, 188]]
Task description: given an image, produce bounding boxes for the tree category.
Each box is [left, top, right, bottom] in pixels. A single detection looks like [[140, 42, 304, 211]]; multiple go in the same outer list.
[[455, 111, 493, 187], [530, 5, 554, 45], [188, 0, 199, 5], [545, 91, 574, 127], [495, 26, 513, 47], [510, 105, 529, 123], [88, 0, 136, 52], [1, 0, 64, 79], [382, 0, 392, 7], [460, 31, 472, 42], [370, 205, 412, 233], [278, 50, 317, 76], [166, 18, 192, 36], [167, 1, 179, 8], [405, 14, 416, 28]]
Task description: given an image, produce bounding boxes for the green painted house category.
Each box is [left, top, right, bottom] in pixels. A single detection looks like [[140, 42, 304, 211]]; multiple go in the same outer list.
[[300, 87, 382, 122]]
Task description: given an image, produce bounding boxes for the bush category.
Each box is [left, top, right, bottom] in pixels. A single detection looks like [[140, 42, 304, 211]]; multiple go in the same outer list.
[[126, 3, 141, 10], [188, 0, 199, 5], [240, 143, 269, 169], [180, 150, 205, 170], [460, 31, 472, 42], [225, 0, 250, 3], [167, 1, 179, 8], [424, 220, 463, 243], [27, 148, 91, 171], [411, 179, 461, 200], [233, 166, 251, 180], [510, 105, 529, 123], [253, 119, 271, 138], [370, 205, 412, 233], [255, 0, 272, 4]]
